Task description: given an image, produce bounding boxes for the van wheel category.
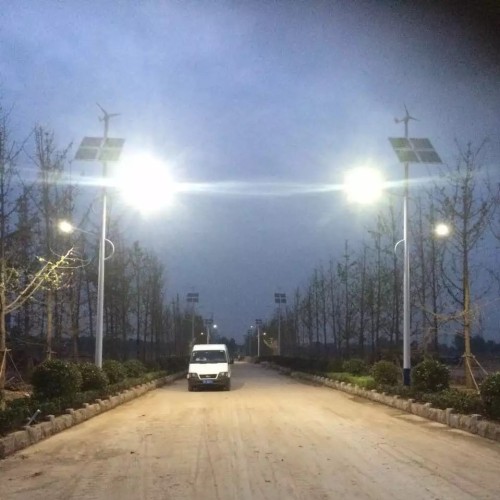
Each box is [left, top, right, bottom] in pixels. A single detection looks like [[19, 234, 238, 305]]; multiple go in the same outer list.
[[188, 384, 194, 392], [224, 381, 231, 391]]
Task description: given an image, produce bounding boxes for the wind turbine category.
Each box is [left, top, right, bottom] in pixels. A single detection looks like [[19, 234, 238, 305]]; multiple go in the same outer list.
[[96, 103, 120, 137], [395, 104, 418, 137]]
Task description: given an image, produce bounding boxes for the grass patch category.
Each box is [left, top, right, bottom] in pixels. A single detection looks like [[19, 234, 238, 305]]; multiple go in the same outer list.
[[325, 372, 376, 390]]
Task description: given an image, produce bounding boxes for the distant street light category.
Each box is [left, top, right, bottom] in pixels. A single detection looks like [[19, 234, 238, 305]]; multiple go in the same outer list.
[[187, 292, 199, 347], [74, 106, 124, 368], [256, 319, 263, 357], [274, 293, 287, 356], [204, 318, 214, 344], [247, 328, 253, 356]]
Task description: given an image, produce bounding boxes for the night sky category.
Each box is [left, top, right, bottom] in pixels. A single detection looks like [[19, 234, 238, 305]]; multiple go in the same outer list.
[[2, 1, 500, 340]]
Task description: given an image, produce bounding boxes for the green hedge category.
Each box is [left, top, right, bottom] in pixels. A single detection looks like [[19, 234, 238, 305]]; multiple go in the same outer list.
[[372, 361, 400, 386], [480, 372, 500, 420], [342, 358, 368, 376], [102, 360, 127, 384], [421, 389, 484, 415], [326, 372, 376, 390], [31, 360, 83, 400], [1, 353, 187, 437], [123, 359, 147, 378], [412, 359, 450, 393], [77, 362, 109, 391]]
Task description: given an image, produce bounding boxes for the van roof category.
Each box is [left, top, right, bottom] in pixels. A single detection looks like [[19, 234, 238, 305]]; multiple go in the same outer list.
[[192, 344, 228, 351]]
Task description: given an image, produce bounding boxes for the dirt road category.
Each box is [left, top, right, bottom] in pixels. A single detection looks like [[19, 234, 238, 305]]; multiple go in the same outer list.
[[1, 363, 500, 499]]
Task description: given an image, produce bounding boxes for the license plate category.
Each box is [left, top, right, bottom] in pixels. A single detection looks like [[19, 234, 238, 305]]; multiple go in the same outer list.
[[203, 379, 214, 384]]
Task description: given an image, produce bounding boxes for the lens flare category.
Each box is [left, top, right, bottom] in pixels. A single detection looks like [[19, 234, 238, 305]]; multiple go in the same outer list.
[[115, 154, 177, 214], [344, 167, 384, 204]]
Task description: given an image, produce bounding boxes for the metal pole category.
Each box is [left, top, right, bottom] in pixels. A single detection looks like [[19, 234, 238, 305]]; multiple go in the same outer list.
[[277, 303, 281, 356], [207, 323, 210, 344], [191, 304, 195, 347], [95, 118, 109, 369], [403, 117, 411, 386], [257, 324, 260, 357]]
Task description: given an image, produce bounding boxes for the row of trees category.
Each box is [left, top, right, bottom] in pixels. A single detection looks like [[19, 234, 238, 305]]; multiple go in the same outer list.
[[0, 104, 205, 398], [259, 142, 499, 384]]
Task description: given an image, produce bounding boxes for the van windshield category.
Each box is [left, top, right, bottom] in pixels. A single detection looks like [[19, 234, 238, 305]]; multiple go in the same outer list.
[[190, 350, 227, 364]]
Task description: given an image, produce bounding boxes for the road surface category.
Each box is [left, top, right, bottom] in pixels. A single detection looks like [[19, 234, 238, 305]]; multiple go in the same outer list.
[[1, 362, 500, 499]]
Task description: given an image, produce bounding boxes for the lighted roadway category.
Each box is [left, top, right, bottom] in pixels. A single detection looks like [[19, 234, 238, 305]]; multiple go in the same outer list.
[[1, 362, 499, 499]]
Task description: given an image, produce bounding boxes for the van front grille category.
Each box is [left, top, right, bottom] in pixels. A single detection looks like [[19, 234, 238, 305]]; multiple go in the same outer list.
[[199, 374, 216, 379]]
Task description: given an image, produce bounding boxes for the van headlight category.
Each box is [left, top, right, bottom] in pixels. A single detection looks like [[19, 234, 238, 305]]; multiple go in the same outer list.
[[218, 372, 228, 377], [187, 373, 198, 379]]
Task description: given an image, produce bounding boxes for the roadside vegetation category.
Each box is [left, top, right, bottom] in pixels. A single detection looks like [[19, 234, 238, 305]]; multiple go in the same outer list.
[[261, 356, 500, 422], [0, 356, 187, 436]]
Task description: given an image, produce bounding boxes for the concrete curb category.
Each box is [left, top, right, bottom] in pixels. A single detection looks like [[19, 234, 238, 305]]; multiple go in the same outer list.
[[0, 371, 186, 459], [261, 362, 500, 443]]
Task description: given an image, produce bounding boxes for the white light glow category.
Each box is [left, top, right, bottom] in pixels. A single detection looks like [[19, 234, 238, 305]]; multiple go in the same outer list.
[[435, 223, 450, 237], [344, 167, 384, 204], [58, 220, 75, 234], [116, 154, 177, 214]]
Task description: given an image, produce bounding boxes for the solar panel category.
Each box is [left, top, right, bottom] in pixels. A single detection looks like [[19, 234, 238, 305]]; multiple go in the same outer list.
[[105, 138, 125, 148], [389, 137, 442, 165], [417, 150, 442, 163], [409, 138, 433, 149], [395, 150, 419, 163], [74, 148, 99, 161], [80, 137, 103, 147], [75, 136, 125, 163], [389, 138, 411, 149], [99, 149, 122, 162]]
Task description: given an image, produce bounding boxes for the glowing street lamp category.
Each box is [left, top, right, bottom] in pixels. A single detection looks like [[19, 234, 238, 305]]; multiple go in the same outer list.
[[115, 153, 177, 214], [435, 223, 450, 237], [58, 220, 115, 260], [343, 167, 385, 204]]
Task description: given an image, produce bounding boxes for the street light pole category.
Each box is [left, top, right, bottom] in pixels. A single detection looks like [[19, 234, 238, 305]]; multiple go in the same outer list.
[[402, 115, 411, 386], [187, 292, 199, 348], [256, 319, 262, 357], [95, 142, 107, 368], [403, 152, 411, 386], [274, 293, 286, 356], [390, 106, 442, 385], [204, 318, 213, 344], [74, 105, 123, 368]]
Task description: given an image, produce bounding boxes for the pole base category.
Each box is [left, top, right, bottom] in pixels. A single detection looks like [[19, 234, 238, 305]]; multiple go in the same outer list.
[[403, 368, 411, 386]]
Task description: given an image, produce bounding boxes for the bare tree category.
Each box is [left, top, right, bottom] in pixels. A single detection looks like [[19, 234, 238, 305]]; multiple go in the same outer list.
[[436, 141, 496, 388]]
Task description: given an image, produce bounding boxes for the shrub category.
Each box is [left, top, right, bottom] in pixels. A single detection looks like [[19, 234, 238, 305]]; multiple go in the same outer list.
[[77, 362, 109, 391], [157, 356, 189, 373], [342, 358, 368, 375], [0, 398, 30, 436], [123, 359, 147, 378], [102, 360, 127, 384], [326, 359, 344, 373], [422, 389, 483, 415], [372, 361, 400, 386], [480, 372, 500, 420], [412, 359, 449, 392], [31, 359, 82, 400]]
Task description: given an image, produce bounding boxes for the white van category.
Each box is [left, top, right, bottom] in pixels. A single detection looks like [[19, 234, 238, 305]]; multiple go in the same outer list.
[[187, 344, 232, 391]]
